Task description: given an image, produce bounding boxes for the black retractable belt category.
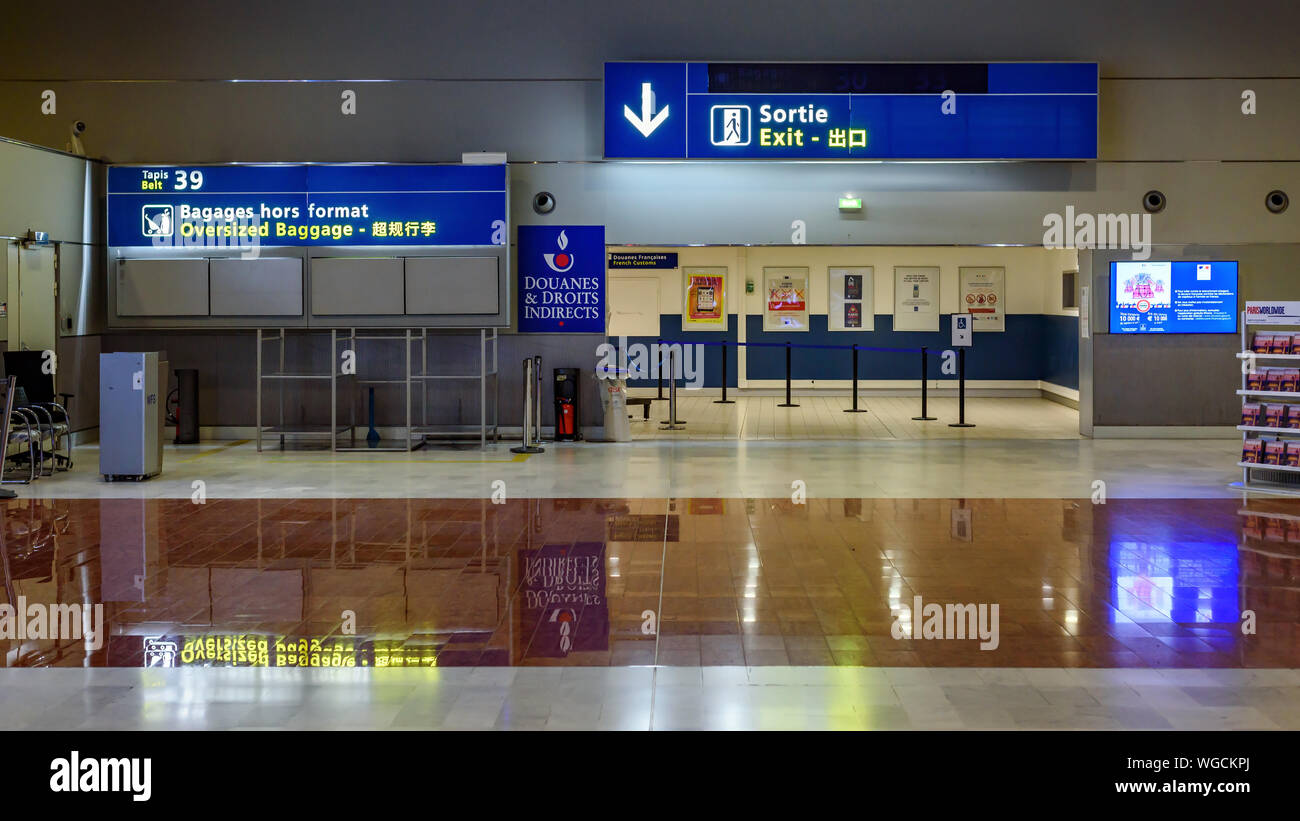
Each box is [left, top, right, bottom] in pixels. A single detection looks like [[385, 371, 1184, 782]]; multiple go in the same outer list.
[[714, 341, 734, 404], [912, 346, 936, 421], [949, 348, 975, 428], [656, 338, 665, 400], [777, 341, 799, 408], [845, 345, 867, 413]]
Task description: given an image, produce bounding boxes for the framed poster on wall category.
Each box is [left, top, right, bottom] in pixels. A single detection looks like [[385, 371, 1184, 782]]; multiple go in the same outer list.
[[893, 266, 939, 331], [829, 266, 874, 331], [763, 267, 809, 332], [682, 267, 727, 331], [959, 266, 1005, 332]]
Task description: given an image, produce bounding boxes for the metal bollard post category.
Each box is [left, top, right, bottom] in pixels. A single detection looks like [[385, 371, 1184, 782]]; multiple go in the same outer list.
[[949, 348, 976, 428], [533, 354, 546, 444], [511, 357, 545, 453], [777, 342, 799, 408], [912, 346, 936, 421], [845, 344, 868, 413], [660, 347, 686, 429], [714, 341, 734, 404], [656, 338, 665, 400]]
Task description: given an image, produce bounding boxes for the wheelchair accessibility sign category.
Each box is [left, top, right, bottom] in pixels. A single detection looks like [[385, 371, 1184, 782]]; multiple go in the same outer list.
[[952, 314, 972, 347], [141, 205, 174, 238]]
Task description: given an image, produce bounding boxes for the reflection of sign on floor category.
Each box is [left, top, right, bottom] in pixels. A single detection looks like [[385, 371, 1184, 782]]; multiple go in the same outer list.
[[519, 542, 608, 658], [687, 499, 725, 515], [950, 507, 972, 541], [606, 514, 680, 542], [120, 634, 382, 667], [143, 637, 178, 667]]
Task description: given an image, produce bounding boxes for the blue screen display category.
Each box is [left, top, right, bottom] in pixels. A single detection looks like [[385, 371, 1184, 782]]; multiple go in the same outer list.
[[1109, 261, 1239, 334]]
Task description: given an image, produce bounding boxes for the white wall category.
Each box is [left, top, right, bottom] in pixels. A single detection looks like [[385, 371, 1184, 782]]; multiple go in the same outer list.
[[1042, 250, 1082, 317], [0, 139, 94, 243], [607, 246, 740, 319], [607, 245, 1080, 321], [0, 138, 104, 338]]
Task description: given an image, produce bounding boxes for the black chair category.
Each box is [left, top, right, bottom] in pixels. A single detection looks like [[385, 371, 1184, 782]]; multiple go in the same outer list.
[[1, 375, 37, 485], [2, 351, 73, 473]]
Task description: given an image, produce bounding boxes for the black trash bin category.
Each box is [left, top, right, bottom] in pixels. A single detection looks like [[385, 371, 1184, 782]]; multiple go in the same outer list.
[[173, 368, 199, 444]]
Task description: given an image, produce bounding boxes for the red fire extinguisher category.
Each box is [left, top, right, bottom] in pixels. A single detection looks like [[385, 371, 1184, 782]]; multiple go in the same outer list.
[[557, 401, 576, 436]]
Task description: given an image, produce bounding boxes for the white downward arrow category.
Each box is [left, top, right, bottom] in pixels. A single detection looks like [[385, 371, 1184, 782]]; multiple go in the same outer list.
[[623, 82, 670, 137]]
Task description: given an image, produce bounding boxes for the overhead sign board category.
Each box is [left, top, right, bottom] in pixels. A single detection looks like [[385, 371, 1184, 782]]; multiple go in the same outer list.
[[605, 61, 1098, 160], [608, 252, 678, 269], [107, 164, 508, 248], [517, 225, 606, 333]]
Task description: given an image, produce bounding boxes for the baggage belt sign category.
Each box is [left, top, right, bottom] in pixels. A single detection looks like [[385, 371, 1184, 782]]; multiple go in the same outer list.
[[107, 164, 507, 248]]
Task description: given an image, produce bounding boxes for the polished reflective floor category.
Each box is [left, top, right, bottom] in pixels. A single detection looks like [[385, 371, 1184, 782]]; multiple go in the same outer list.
[[18, 437, 1241, 500], [4, 434, 1294, 730], [4, 496, 1295, 670], [3, 666, 1297, 730]]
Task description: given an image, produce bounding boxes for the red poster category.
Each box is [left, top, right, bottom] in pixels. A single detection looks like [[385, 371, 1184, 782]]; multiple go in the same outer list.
[[767, 279, 806, 312]]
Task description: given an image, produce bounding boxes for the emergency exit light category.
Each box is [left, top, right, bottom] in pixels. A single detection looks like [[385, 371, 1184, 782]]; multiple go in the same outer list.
[[838, 197, 863, 212]]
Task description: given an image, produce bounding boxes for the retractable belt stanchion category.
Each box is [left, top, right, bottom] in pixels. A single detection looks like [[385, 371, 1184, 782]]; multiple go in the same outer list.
[[845, 344, 868, 413], [660, 347, 686, 430], [656, 338, 665, 401], [912, 346, 936, 421], [777, 341, 799, 408], [714, 341, 734, 404], [949, 347, 976, 428], [510, 357, 545, 454], [532, 354, 545, 444]]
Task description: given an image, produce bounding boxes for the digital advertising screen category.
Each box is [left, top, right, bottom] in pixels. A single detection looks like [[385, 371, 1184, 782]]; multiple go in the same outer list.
[[1109, 260, 1239, 334]]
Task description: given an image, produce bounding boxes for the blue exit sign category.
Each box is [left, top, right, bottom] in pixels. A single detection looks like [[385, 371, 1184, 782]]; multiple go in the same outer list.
[[605, 62, 1098, 160]]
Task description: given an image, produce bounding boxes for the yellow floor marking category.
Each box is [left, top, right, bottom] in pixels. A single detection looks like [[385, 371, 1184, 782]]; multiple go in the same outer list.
[[172, 439, 252, 464], [248, 452, 534, 465]]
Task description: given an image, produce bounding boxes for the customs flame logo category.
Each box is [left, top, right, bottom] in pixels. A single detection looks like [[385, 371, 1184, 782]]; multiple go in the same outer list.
[[544, 230, 575, 273]]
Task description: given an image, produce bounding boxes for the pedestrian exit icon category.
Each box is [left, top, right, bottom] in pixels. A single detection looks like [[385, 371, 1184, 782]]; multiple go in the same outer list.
[[710, 105, 751, 146]]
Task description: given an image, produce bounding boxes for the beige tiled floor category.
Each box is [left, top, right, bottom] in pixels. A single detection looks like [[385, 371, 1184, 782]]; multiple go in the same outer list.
[[630, 395, 1081, 440], [16, 435, 1241, 500], [2, 667, 1295, 730]]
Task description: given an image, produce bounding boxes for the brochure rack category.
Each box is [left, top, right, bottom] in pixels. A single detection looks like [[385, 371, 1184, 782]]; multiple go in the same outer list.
[[1236, 309, 1300, 494]]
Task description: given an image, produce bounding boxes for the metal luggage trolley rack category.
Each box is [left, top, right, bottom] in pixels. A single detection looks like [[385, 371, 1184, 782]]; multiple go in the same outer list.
[[255, 328, 499, 452]]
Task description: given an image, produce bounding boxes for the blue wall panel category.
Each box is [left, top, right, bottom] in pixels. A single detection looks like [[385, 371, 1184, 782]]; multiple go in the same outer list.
[[612, 313, 1078, 388], [1041, 314, 1080, 390], [612, 315, 739, 388]]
